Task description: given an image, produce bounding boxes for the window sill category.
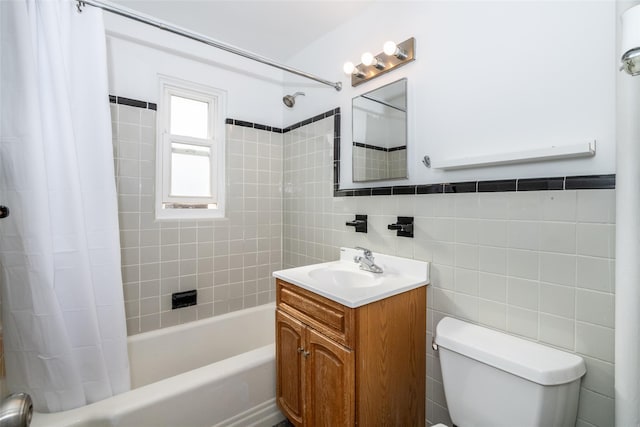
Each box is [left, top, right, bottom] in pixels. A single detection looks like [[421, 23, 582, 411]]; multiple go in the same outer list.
[[155, 205, 225, 220]]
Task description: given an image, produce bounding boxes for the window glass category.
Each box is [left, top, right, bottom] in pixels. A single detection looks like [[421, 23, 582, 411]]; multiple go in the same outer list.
[[170, 142, 211, 197], [170, 95, 209, 138]]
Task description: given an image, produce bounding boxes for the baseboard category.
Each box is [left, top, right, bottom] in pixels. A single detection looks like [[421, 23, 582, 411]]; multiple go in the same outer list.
[[214, 398, 285, 427]]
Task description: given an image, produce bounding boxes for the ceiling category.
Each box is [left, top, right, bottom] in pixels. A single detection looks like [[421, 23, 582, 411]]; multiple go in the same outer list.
[[111, 1, 374, 62]]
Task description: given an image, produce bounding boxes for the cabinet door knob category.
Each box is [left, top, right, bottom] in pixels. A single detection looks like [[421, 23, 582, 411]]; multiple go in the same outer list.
[[303, 350, 310, 358], [297, 347, 304, 353]]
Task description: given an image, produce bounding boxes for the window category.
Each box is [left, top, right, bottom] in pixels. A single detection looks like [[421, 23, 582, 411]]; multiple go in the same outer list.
[[156, 77, 226, 219]]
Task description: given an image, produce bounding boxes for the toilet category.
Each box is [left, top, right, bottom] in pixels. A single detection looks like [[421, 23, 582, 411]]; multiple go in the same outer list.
[[432, 317, 586, 427]]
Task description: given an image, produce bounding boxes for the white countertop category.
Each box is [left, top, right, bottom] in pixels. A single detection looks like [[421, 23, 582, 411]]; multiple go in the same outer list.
[[273, 248, 430, 308]]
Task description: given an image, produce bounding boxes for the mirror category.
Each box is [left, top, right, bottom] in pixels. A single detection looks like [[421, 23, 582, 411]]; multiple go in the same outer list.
[[352, 78, 407, 182]]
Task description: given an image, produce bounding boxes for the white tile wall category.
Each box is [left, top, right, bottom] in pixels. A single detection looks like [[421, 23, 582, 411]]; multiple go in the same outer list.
[[111, 104, 282, 335], [282, 116, 615, 427]]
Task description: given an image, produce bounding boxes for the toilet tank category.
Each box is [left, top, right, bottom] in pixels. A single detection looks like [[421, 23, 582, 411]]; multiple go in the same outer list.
[[434, 317, 586, 427]]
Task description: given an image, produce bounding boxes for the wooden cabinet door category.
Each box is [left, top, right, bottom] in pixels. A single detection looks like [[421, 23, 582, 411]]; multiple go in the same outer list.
[[304, 327, 355, 427], [276, 310, 305, 426]]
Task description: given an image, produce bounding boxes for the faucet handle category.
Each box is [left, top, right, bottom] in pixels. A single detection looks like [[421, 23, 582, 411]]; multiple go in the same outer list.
[[355, 246, 372, 257]]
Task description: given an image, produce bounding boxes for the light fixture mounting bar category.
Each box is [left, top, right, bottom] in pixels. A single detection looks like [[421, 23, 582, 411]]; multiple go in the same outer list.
[[351, 37, 415, 87]]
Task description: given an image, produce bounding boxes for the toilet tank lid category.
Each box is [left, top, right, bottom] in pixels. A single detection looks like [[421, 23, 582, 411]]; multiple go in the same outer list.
[[434, 317, 586, 386]]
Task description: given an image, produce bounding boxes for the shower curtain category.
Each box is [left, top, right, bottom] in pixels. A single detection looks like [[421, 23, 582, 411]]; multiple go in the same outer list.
[[0, 0, 130, 412]]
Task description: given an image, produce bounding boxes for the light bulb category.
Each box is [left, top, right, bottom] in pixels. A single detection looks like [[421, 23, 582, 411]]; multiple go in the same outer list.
[[343, 62, 355, 75], [361, 52, 375, 66], [383, 41, 397, 56], [382, 40, 408, 60]]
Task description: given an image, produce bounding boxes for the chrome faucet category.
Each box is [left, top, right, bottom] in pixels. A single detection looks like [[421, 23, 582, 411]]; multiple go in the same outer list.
[[354, 247, 383, 274]]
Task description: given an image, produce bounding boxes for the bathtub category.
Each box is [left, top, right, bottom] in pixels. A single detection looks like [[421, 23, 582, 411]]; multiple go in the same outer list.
[[31, 303, 284, 427]]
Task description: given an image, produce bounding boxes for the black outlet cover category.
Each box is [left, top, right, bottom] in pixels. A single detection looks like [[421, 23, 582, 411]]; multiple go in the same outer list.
[[172, 289, 197, 309]]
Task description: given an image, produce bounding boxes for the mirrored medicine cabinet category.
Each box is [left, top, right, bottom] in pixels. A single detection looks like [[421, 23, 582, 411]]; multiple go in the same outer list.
[[351, 78, 408, 183]]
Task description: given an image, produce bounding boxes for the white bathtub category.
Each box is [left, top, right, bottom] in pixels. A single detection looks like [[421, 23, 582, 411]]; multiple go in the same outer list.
[[31, 303, 284, 427]]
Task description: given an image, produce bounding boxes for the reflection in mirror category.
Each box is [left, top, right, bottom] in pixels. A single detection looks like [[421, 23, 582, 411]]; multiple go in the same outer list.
[[352, 78, 407, 182]]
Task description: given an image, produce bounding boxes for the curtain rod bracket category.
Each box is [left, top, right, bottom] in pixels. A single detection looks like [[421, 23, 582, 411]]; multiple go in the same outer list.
[[76, 1, 86, 13]]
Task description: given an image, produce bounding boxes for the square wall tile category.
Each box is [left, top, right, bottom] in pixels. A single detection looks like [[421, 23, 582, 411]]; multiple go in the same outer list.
[[577, 257, 615, 293], [541, 190, 577, 222], [478, 299, 507, 330], [478, 273, 507, 302], [507, 306, 538, 340], [576, 289, 614, 328], [577, 223, 615, 258], [539, 313, 574, 350], [507, 277, 539, 310], [478, 246, 507, 275], [539, 222, 576, 254], [576, 322, 614, 363], [539, 252, 576, 287], [508, 221, 540, 251], [507, 249, 539, 280], [576, 190, 615, 224], [539, 283, 575, 318]]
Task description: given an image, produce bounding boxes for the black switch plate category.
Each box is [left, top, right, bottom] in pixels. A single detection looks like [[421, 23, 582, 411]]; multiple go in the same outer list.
[[172, 289, 197, 309]]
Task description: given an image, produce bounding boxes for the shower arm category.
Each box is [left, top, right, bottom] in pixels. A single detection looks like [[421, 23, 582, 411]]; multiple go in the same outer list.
[[76, 0, 342, 92]]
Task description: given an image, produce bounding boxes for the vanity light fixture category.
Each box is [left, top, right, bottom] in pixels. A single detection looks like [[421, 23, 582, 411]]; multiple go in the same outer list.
[[343, 37, 415, 87]]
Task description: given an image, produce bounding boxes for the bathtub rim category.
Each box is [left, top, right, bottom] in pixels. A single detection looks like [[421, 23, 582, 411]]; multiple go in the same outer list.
[[128, 302, 276, 343], [31, 302, 277, 427]]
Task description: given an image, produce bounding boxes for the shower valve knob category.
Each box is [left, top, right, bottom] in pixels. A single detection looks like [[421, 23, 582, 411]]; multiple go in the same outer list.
[[345, 214, 368, 233], [388, 216, 414, 238]]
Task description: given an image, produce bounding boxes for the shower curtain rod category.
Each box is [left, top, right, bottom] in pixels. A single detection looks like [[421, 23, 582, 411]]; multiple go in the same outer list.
[[76, 0, 342, 91]]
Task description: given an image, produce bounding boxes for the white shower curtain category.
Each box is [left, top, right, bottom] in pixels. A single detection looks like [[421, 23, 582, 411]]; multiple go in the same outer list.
[[0, 0, 130, 412]]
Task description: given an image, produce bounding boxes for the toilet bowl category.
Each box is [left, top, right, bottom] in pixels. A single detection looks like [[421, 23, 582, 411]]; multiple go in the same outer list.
[[433, 317, 586, 427]]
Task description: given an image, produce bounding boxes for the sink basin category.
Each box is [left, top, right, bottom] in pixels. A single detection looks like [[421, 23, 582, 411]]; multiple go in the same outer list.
[[273, 247, 430, 308], [307, 265, 385, 288]]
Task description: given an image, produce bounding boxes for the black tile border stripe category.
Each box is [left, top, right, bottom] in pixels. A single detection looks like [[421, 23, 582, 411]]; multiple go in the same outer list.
[[517, 177, 565, 191], [112, 96, 615, 195], [478, 179, 517, 193], [565, 174, 616, 190], [353, 142, 407, 153], [445, 181, 477, 194], [226, 108, 338, 135], [109, 95, 156, 111], [388, 145, 407, 152], [337, 174, 615, 197]]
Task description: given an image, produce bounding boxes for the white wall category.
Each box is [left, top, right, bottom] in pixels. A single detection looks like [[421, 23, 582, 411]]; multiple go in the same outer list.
[[104, 14, 286, 127], [285, 1, 617, 188]]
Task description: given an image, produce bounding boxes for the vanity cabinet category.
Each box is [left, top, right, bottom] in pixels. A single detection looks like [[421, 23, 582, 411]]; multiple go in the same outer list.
[[275, 278, 426, 427]]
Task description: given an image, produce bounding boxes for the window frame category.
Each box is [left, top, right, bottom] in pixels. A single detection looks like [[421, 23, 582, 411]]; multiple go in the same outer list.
[[156, 76, 226, 220]]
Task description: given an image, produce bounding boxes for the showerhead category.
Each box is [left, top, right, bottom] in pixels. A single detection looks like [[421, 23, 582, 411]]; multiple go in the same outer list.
[[283, 92, 305, 108]]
